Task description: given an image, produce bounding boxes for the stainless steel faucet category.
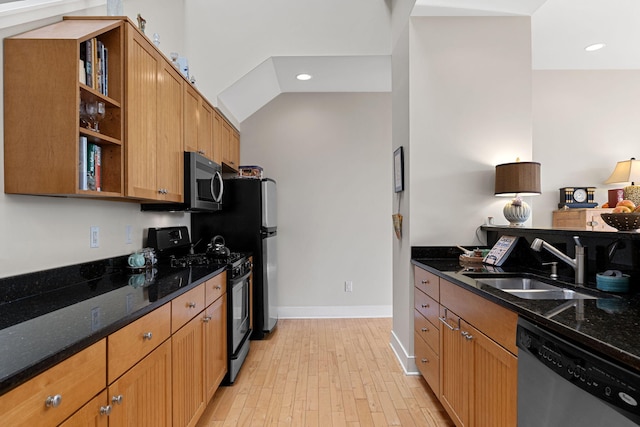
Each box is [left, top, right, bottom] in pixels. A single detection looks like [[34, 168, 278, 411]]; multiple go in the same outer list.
[[530, 236, 586, 285]]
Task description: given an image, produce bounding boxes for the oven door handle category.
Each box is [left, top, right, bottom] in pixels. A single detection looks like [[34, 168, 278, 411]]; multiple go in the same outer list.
[[230, 270, 251, 286]]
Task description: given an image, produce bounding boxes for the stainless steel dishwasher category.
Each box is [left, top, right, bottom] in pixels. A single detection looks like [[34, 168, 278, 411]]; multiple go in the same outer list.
[[517, 318, 640, 426]]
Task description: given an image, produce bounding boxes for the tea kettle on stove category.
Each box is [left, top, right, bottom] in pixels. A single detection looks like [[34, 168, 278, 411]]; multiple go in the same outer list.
[[207, 235, 230, 258]]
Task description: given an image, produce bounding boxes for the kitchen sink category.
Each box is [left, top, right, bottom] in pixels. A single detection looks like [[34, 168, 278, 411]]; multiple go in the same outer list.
[[473, 277, 598, 300]]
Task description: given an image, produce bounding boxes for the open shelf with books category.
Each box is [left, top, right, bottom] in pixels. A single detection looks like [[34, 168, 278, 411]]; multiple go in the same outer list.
[[4, 19, 124, 197]]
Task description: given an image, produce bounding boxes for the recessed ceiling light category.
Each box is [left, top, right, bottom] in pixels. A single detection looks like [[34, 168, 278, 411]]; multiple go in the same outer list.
[[296, 73, 312, 81], [585, 43, 606, 52]]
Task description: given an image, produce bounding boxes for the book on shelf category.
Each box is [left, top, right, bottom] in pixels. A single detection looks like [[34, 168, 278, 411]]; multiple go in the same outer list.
[[81, 38, 108, 95], [87, 142, 96, 191], [94, 144, 102, 191], [84, 39, 93, 89], [78, 136, 88, 190]]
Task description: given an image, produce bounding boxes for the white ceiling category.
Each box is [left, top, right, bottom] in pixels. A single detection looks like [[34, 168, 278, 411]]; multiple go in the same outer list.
[[219, 0, 639, 124]]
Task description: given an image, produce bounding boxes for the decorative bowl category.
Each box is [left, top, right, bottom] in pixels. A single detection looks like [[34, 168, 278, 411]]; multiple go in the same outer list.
[[600, 213, 640, 231]]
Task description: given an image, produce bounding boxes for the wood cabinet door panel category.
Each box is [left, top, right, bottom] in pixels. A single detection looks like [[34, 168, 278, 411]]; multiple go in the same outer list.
[[108, 340, 172, 427], [125, 26, 159, 199], [0, 339, 106, 427], [183, 84, 199, 153], [172, 313, 205, 427], [414, 308, 439, 354], [172, 283, 206, 333], [415, 289, 439, 328], [414, 266, 440, 300], [198, 99, 214, 158], [204, 272, 226, 307], [464, 321, 517, 427], [108, 303, 171, 383], [59, 390, 109, 427], [204, 293, 227, 401], [439, 307, 468, 427], [156, 60, 184, 202], [414, 331, 439, 396]]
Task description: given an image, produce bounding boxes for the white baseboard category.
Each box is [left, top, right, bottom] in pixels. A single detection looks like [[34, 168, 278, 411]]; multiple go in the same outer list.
[[389, 329, 419, 375], [278, 305, 392, 319]]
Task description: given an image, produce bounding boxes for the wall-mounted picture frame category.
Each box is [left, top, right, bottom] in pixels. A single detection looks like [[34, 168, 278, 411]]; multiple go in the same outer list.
[[394, 146, 404, 193]]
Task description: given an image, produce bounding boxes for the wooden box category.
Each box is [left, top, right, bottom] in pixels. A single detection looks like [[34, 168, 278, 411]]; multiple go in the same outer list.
[[552, 208, 616, 231]]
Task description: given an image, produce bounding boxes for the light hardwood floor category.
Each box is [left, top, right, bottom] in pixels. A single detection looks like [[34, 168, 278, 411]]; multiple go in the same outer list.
[[196, 318, 454, 426]]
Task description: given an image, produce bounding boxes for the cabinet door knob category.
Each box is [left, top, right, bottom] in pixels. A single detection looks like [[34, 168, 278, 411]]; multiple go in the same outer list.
[[142, 332, 153, 340], [45, 394, 62, 408], [112, 395, 124, 405], [421, 304, 429, 308], [187, 302, 197, 308], [202, 316, 212, 323], [421, 327, 428, 332], [421, 358, 429, 364], [100, 405, 112, 416], [215, 285, 222, 290], [421, 280, 429, 284]]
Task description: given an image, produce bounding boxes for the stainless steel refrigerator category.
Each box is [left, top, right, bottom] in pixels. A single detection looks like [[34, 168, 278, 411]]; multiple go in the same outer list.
[[191, 177, 278, 339]]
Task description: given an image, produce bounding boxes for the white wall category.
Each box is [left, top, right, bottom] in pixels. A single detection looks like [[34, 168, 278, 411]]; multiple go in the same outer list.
[[0, 1, 188, 277], [532, 70, 640, 226], [182, 0, 392, 119], [239, 92, 393, 318], [408, 16, 533, 245]]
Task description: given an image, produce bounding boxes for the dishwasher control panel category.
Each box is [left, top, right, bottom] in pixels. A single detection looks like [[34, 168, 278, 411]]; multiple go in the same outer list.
[[517, 319, 640, 421]]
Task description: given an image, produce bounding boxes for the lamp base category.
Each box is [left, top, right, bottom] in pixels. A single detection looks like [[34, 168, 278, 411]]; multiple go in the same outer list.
[[623, 185, 640, 208], [503, 199, 531, 227]]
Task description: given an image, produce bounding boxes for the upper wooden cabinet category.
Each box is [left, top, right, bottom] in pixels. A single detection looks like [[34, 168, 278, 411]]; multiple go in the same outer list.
[[184, 85, 215, 160], [4, 19, 124, 197], [217, 111, 240, 171], [124, 22, 183, 202]]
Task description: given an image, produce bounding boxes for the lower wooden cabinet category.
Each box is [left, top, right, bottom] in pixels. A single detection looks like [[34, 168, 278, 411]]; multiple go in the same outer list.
[[0, 339, 106, 427], [204, 293, 227, 401], [108, 339, 173, 427]]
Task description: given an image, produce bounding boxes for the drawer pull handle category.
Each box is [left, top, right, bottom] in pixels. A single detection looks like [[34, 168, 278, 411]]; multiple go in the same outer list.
[[187, 302, 197, 308], [100, 405, 112, 416], [142, 332, 153, 340], [438, 308, 460, 331], [421, 327, 429, 332], [421, 304, 429, 308], [421, 280, 429, 284], [45, 394, 62, 408], [203, 316, 212, 323], [112, 395, 124, 405], [421, 358, 429, 364], [215, 285, 222, 290]]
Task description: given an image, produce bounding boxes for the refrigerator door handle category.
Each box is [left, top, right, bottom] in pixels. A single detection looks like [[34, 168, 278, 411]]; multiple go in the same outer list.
[[211, 171, 224, 203]]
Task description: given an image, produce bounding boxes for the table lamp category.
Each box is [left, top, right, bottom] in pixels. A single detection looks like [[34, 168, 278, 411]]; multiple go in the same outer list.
[[495, 160, 541, 226], [604, 157, 640, 207]]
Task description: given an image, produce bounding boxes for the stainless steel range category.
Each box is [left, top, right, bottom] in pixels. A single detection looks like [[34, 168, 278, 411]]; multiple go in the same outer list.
[[147, 226, 252, 385]]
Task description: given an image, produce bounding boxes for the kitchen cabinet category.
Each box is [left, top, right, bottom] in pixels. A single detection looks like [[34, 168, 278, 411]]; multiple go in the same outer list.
[[124, 22, 183, 202], [0, 339, 106, 427], [552, 208, 616, 231], [414, 266, 440, 395], [108, 339, 173, 427], [219, 112, 240, 171], [439, 279, 518, 427], [4, 19, 124, 197], [184, 85, 215, 160], [204, 293, 227, 402]]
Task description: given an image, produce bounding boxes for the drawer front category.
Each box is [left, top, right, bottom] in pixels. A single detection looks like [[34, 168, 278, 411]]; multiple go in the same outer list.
[[0, 339, 106, 427], [205, 271, 226, 307], [414, 331, 439, 396], [108, 303, 171, 384], [172, 283, 206, 333], [415, 289, 439, 327], [414, 266, 439, 300], [414, 309, 439, 355]]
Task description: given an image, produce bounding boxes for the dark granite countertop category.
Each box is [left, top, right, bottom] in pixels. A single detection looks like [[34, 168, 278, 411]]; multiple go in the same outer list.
[[0, 256, 226, 395], [412, 256, 640, 373]]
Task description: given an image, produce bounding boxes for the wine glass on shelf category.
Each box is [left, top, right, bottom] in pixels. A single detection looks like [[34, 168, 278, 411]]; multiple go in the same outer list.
[[95, 102, 106, 133], [85, 101, 98, 132], [79, 100, 90, 129]]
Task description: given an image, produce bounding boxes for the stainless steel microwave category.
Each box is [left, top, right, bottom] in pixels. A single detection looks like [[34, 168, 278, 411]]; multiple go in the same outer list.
[[141, 152, 224, 212]]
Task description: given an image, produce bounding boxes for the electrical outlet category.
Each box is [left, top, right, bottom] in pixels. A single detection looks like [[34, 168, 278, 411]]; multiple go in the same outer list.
[[90, 226, 99, 248], [91, 307, 100, 331], [125, 225, 132, 244], [345, 280, 353, 292]]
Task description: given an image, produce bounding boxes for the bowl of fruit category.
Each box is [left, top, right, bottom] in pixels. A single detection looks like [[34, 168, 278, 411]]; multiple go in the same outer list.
[[601, 200, 640, 231]]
